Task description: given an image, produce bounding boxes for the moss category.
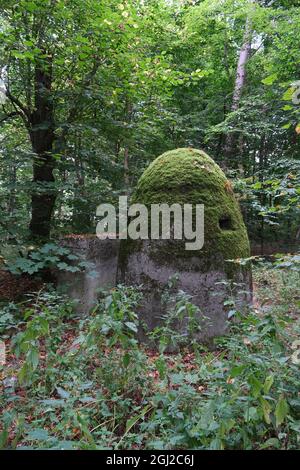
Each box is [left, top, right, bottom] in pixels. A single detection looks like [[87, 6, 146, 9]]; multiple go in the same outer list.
[[129, 148, 250, 274]]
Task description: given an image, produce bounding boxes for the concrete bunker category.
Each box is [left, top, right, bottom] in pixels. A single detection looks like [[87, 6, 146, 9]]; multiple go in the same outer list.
[[58, 148, 252, 345], [117, 148, 252, 344]]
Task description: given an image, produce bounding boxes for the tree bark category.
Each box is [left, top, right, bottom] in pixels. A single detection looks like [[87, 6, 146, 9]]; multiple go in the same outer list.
[[28, 56, 56, 239], [8, 163, 16, 216], [123, 100, 133, 192], [258, 135, 266, 255], [224, 3, 253, 164], [231, 16, 253, 113], [124, 146, 129, 189]]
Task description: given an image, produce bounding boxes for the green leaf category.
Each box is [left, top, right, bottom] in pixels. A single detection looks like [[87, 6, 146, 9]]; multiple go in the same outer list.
[[125, 404, 152, 433], [27, 429, 49, 441], [66, 254, 79, 260], [229, 365, 246, 377], [56, 387, 70, 399], [28, 348, 39, 369], [248, 375, 263, 398], [275, 396, 289, 427], [18, 363, 30, 385], [263, 375, 274, 394], [65, 265, 80, 272], [262, 74, 278, 86], [123, 352, 130, 368], [39, 317, 49, 335], [282, 105, 293, 111], [260, 438, 280, 449], [282, 87, 296, 101], [57, 262, 69, 270], [25, 2, 39, 13], [125, 321, 137, 333], [260, 397, 272, 424], [155, 356, 167, 379], [0, 428, 8, 449], [40, 399, 66, 408], [252, 182, 262, 189]]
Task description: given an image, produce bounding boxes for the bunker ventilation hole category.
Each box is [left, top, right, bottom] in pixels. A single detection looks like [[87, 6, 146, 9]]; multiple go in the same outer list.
[[219, 216, 233, 230]]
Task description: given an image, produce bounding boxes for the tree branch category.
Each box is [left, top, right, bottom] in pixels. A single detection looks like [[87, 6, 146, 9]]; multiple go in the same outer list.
[[5, 89, 30, 120], [0, 111, 22, 124]]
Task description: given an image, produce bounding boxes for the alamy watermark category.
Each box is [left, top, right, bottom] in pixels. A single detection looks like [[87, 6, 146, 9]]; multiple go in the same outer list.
[[96, 196, 204, 251], [292, 80, 300, 104]]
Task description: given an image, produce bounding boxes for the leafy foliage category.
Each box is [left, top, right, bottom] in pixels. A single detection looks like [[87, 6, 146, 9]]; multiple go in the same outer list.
[[5, 243, 87, 275], [0, 0, 299, 452], [0, 0, 299, 242]]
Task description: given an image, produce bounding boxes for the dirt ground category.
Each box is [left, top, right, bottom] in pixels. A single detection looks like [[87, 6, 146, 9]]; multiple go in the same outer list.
[[0, 270, 43, 302]]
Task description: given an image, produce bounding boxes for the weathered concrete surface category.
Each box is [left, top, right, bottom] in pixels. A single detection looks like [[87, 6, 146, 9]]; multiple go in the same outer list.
[[57, 237, 120, 315], [117, 239, 252, 346]]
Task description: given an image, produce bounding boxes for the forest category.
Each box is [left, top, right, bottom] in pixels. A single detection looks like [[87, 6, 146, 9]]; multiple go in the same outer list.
[[0, 0, 300, 452]]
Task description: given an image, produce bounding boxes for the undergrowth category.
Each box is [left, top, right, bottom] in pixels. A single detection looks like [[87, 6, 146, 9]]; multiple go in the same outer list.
[[0, 260, 299, 450]]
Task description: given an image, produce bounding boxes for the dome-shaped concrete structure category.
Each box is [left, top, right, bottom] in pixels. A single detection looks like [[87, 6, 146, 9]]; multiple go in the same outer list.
[[118, 148, 252, 346]]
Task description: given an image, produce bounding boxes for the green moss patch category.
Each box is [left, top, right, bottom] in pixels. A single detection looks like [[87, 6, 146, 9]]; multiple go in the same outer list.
[[130, 148, 250, 273]]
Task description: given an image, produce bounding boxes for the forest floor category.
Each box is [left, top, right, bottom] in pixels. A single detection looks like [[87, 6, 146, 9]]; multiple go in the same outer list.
[[0, 262, 300, 450], [0, 270, 42, 301]]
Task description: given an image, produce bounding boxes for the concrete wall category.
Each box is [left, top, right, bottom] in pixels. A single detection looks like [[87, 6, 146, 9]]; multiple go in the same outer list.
[[117, 239, 252, 347], [56, 236, 252, 347], [57, 237, 120, 315]]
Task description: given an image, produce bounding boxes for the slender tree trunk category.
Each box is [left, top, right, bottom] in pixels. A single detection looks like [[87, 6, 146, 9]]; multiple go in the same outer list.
[[123, 100, 133, 191], [72, 134, 91, 231], [8, 163, 16, 216], [224, 3, 253, 163], [124, 146, 129, 189], [258, 136, 266, 255], [231, 17, 252, 113], [28, 56, 56, 239]]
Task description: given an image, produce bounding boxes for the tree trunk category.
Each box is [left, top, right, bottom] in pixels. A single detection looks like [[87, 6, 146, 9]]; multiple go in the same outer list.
[[258, 136, 266, 255], [224, 3, 253, 163], [6, 48, 101, 239], [8, 163, 16, 216], [231, 16, 252, 113], [72, 134, 91, 231], [124, 146, 129, 189], [28, 57, 56, 239]]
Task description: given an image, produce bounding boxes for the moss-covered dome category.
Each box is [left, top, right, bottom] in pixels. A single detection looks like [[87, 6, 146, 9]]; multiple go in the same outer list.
[[131, 147, 250, 265], [118, 148, 252, 346]]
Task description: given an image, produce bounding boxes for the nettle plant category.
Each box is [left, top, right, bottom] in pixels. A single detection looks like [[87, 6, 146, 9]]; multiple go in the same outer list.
[[142, 311, 300, 450], [78, 285, 151, 397], [5, 243, 91, 276], [11, 290, 74, 386]]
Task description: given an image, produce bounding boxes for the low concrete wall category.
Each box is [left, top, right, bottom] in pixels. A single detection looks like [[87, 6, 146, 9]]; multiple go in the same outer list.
[[57, 237, 120, 315]]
